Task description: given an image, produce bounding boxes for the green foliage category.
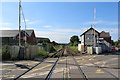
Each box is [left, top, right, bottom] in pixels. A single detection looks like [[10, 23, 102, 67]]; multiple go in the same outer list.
[[69, 46, 79, 52], [21, 43, 32, 46], [42, 43, 56, 53], [54, 45, 63, 50], [73, 42, 79, 46], [0, 47, 2, 60], [69, 35, 80, 46], [38, 49, 49, 56], [70, 35, 79, 43], [38, 38, 50, 43], [113, 40, 120, 46], [115, 41, 120, 45], [2, 45, 11, 60]]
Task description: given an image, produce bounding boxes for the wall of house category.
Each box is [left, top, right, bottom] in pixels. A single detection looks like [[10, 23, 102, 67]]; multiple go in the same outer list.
[[27, 31, 36, 44], [1, 37, 18, 45], [84, 29, 99, 46], [16, 32, 28, 44], [103, 37, 111, 44], [81, 35, 84, 45]]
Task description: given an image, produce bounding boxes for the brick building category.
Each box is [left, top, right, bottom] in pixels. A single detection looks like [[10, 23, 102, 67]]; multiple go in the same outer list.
[[0, 30, 36, 45]]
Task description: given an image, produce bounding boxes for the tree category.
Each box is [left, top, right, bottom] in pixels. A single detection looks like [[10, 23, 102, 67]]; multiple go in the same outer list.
[[69, 35, 80, 46], [114, 40, 120, 46], [70, 35, 79, 43], [38, 38, 50, 43]]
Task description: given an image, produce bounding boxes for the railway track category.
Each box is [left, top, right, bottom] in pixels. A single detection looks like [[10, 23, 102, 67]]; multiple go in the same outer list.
[[13, 48, 64, 80], [87, 56, 119, 79], [3, 47, 118, 80], [43, 47, 88, 80], [67, 47, 119, 80], [45, 48, 64, 80], [65, 47, 88, 80]]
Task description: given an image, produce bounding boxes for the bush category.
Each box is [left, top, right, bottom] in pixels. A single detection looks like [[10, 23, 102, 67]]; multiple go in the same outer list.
[[68, 42, 79, 47], [43, 43, 56, 53], [2, 45, 11, 60], [73, 42, 79, 46], [69, 46, 78, 51], [0, 48, 2, 60], [38, 49, 49, 56], [54, 45, 63, 50]]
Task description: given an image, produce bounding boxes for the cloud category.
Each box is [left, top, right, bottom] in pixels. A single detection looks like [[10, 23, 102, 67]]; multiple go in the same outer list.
[[0, 22, 13, 27], [52, 29, 82, 33], [35, 30, 70, 43], [84, 20, 118, 25], [42, 25, 55, 28], [28, 20, 41, 25], [21, 19, 42, 25], [0, 22, 14, 30], [34, 28, 90, 43], [22, 19, 29, 23], [96, 27, 118, 34], [0, 27, 13, 30]]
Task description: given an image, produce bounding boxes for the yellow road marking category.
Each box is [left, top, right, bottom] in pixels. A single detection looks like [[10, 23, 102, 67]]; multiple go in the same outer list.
[[100, 64, 109, 67], [93, 56, 96, 58], [2, 75, 15, 77], [100, 64, 105, 67], [30, 64, 52, 73], [89, 58, 94, 61], [96, 69, 104, 73], [81, 59, 85, 61], [59, 59, 67, 62], [55, 68, 63, 71], [64, 69, 69, 73], [29, 59, 69, 73], [22, 62, 39, 66], [46, 59, 67, 63], [45, 61, 56, 62], [0, 68, 27, 70], [0, 64, 14, 66], [75, 58, 82, 59], [110, 64, 118, 65]]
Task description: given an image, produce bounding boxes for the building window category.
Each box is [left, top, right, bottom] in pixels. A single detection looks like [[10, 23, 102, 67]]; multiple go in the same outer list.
[[85, 34, 94, 41]]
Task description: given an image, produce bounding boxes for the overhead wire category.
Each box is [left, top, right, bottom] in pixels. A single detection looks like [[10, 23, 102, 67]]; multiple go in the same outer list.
[[21, 5, 27, 45]]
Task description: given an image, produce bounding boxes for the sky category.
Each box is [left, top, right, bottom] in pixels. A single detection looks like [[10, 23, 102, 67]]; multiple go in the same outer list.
[[0, 2, 119, 43]]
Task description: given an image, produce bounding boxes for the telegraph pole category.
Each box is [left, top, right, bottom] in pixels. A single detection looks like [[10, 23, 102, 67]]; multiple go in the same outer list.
[[94, 8, 96, 48], [19, 0, 21, 46]]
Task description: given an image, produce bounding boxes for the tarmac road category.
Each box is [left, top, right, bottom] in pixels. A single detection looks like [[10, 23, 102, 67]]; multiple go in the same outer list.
[[1, 53, 119, 80]]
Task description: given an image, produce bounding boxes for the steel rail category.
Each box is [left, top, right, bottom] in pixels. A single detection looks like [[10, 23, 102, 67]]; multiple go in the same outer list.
[[68, 47, 118, 80], [14, 48, 63, 80], [66, 47, 88, 80], [78, 55, 118, 79], [87, 58, 119, 79], [45, 48, 64, 80], [14, 56, 47, 80]]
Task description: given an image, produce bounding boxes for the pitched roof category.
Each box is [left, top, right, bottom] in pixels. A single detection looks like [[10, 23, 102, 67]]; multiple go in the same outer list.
[[24, 30, 34, 36], [100, 31, 110, 37], [80, 27, 100, 36], [0, 30, 34, 37]]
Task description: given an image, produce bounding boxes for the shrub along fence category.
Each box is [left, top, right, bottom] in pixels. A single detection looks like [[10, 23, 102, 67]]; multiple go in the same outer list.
[[1, 45, 55, 60]]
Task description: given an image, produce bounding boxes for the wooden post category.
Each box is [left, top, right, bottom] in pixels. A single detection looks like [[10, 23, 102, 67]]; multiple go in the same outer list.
[[94, 8, 96, 48], [19, 0, 21, 46]]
